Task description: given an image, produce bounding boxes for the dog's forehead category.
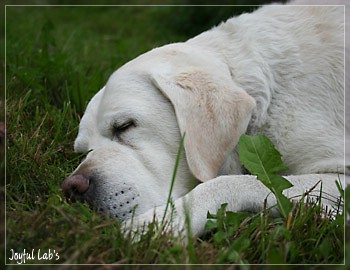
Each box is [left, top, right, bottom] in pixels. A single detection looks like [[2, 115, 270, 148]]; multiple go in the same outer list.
[[99, 72, 158, 113], [97, 44, 201, 111]]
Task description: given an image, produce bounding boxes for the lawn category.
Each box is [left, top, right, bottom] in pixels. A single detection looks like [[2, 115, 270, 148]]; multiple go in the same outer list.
[[4, 1, 349, 268]]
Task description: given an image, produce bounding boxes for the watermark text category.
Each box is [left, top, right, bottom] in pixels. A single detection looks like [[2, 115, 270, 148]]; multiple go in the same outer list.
[[8, 249, 60, 264]]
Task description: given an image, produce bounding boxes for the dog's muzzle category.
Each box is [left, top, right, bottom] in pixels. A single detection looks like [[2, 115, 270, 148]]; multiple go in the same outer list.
[[61, 173, 140, 219]]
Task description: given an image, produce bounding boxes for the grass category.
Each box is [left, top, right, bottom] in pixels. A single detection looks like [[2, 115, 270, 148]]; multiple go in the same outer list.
[[4, 2, 349, 267]]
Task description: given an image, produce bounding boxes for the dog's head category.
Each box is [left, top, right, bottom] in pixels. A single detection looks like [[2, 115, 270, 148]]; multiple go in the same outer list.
[[61, 43, 256, 219]]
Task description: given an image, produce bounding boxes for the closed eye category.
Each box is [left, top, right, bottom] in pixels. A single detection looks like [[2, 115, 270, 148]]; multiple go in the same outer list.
[[112, 120, 136, 138]]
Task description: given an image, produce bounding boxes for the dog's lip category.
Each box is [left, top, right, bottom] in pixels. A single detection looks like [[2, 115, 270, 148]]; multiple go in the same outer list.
[[94, 185, 141, 219]]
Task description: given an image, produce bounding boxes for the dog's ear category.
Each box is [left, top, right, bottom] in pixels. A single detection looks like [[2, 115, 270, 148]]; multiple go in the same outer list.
[[151, 68, 256, 182]]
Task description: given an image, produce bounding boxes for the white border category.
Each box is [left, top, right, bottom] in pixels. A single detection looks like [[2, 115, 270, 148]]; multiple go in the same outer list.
[[4, 2, 347, 267]]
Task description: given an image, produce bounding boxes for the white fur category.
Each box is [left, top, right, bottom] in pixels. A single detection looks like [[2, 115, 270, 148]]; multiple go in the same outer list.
[[68, 2, 347, 235]]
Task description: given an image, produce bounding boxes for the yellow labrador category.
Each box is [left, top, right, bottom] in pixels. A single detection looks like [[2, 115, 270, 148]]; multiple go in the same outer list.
[[62, 1, 348, 236]]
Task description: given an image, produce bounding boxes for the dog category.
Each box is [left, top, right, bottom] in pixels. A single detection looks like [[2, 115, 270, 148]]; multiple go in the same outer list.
[[61, 1, 348, 237]]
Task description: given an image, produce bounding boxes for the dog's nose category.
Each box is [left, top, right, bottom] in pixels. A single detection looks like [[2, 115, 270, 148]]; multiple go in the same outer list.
[[61, 174, 90, 200]]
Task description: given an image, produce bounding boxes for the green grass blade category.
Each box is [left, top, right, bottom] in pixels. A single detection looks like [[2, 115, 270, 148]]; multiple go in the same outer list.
[[161, 133, 186, 226]]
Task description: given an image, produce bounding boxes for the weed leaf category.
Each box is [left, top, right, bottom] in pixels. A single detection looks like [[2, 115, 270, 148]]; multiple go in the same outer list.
[[239, 135, 293, 217]]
